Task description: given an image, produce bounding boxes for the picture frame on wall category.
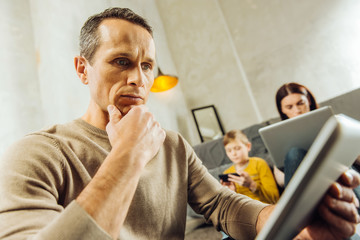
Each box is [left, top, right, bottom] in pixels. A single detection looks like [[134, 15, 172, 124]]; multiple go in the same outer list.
[[191, 105, 225, 142]]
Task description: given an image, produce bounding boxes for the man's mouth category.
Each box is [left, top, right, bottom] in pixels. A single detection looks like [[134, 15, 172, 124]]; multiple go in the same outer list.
[[120, 94, 143, 100], [118, 94, 144, 105], [116, 94, 145, 116]]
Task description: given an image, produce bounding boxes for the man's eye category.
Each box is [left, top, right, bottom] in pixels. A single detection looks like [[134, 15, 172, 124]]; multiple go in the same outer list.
[[142, 63, 152, 71], [115, 59, 130, 66]]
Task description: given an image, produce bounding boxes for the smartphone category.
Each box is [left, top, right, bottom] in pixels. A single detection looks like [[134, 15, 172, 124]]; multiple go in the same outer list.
[[218, 173, 240, 182]]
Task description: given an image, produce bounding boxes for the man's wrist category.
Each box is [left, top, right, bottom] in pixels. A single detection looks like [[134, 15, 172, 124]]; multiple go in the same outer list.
[[256, 205, 275, 233]]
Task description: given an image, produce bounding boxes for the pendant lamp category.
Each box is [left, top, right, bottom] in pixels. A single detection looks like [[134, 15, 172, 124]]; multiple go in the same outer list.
[[150, 67, 178, 92]]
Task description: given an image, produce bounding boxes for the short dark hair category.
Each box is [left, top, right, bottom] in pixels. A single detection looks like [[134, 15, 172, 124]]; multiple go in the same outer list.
[[79, 7, 153, 64], [275, 82, 318, 120]]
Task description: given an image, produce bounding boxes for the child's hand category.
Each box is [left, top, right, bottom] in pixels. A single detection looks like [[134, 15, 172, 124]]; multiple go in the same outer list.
[[228, 171, 251, 187], [220, 179, 236, 192], [229, 171, 257, 192], [239, 171, 253, 188]]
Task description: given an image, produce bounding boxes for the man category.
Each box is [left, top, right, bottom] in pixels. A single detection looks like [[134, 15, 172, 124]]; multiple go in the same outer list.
[[0, 8, 359, 240]]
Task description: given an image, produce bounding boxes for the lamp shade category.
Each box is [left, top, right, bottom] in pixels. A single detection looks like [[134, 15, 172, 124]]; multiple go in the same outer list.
[[150, 68, 178, 92]]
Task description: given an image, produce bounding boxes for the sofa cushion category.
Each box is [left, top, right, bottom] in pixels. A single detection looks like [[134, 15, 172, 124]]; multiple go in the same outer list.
[[193, 138, 231, 170]]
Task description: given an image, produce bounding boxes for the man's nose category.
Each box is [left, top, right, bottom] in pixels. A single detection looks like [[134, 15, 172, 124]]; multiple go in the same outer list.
[[127, 67, 145, 87]]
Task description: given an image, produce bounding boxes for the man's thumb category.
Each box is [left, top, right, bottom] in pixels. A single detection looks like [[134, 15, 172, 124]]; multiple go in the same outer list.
[[107, 105, 122, 123]]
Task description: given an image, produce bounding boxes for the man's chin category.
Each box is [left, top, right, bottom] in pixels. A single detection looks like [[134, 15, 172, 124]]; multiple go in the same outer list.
[[118, 104, 143, 115], [118, 106, 131, 115]]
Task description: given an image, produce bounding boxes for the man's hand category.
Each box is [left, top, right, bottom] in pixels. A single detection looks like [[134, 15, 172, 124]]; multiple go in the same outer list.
[[76, 104, 165, 239], [106, 104, 166, 169], [295, 169, 360, 240]]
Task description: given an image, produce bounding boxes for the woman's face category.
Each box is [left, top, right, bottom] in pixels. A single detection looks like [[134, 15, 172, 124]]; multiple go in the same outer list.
[[281, 93, 311, 119]]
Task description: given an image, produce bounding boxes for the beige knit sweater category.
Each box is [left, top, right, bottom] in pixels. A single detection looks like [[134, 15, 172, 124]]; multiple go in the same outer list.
[[0, 119, 266, 239]]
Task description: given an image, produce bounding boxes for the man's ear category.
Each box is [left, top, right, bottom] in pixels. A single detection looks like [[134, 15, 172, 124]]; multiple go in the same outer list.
[[74, 56, 88, 84]]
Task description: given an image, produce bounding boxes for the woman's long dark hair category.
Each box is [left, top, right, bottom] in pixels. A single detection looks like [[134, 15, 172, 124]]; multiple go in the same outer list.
[[276, 82, 319, 120]]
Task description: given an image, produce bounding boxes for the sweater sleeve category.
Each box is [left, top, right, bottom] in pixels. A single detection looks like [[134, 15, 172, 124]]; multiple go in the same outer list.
[[185, 141, 268, 239], [256, 158, 280, 204], [0, 135, 112, 240]]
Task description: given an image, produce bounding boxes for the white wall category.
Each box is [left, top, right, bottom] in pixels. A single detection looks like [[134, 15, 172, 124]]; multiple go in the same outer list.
[[0, 0, 193, 155], [220, 0, 360, 119], [0, 0, 43, 154], [156, 0, 360, 144]]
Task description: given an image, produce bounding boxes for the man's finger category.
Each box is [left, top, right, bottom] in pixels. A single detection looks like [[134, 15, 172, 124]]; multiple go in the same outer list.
[[328, 182, 358, 203], [339, 169, 360, 188], [323, 194, 359, 223], [107, 105, 122, 123], [318, 201, 358, 237]]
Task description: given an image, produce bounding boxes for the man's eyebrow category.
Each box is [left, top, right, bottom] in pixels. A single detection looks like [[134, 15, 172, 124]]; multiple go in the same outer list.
[[110, 52, 132, 58], [109, 52, 155, 63], [144, 57, 155, 64]]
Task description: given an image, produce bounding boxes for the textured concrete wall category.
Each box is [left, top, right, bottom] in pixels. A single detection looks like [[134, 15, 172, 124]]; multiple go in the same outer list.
[[156, 0, 260, 141], [156, 0, 360, 144], [220, 0, 360, 120]]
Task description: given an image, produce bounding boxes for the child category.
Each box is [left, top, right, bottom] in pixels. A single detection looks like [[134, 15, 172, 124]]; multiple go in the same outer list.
[[221, 130, 279, 204]]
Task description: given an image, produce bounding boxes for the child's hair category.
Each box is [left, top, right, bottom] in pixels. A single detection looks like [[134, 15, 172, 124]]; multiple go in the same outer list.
[[223, 130, 250, 146]]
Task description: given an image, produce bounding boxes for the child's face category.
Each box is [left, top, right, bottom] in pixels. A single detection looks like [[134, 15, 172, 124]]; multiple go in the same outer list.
[[225, 140, 251, 165]]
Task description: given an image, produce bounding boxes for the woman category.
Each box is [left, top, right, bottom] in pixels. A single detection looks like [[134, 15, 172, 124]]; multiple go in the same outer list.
[[273, 83, 360, 234], [273, 82, 319, 187]]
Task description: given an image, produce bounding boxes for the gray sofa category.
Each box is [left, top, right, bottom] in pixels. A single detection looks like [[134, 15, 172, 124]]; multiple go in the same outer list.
[[185, 87, 360, 238]]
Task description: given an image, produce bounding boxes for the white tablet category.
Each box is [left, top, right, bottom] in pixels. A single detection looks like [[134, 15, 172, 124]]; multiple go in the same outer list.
[[256, 114, 360, 240], [259, 106, 334, 168]]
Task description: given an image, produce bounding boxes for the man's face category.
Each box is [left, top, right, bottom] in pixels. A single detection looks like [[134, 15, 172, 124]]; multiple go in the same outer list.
[[85, 19, 155, 115]]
